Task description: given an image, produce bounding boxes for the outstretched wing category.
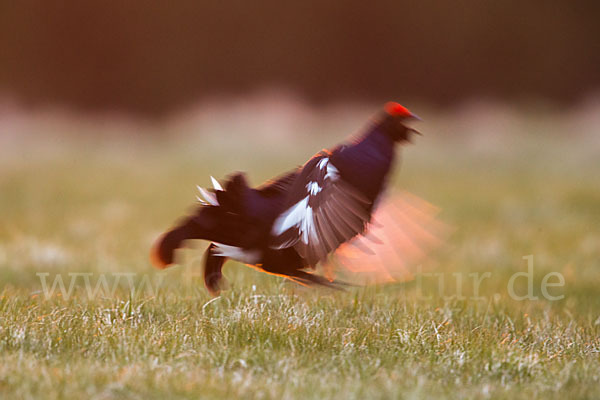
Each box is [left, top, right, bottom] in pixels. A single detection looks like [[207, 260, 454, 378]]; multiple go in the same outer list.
[[270, 153, 373, 266], [256, 169, 300, 198], [330, 191, 450, 284]]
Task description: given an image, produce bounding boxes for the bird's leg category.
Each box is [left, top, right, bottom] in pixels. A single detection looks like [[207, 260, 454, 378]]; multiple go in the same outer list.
[[204, 243, 228, 296]]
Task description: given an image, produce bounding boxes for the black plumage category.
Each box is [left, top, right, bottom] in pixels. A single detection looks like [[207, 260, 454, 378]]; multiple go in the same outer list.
[[151, 102, 421, 294]]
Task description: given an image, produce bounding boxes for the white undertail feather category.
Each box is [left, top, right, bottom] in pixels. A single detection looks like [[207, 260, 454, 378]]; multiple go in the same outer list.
[[196, 185, 208, 204], [197, 185, 219, 206], [210, 176, 223, 191], [213, 243, 260, 264], [196, 194, 207, 205]]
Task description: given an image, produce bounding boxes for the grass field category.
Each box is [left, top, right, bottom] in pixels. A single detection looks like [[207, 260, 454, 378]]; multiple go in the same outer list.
[[1, 99, 600, 399]]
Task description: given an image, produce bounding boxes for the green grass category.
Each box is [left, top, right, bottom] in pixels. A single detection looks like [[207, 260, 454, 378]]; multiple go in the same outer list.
[[1, 102, 599, 399]]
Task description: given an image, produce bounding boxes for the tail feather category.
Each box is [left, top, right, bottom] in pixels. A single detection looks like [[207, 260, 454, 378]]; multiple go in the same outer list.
[[150, 216, 207, 268], [151, 173, 259, 269], [150, 206, 253, 269], [215, 173, 250, 215], [197, 186, 218, 206]]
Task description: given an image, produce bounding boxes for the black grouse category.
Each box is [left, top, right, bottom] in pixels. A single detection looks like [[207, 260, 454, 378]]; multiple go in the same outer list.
[[151, 102, 421, 294]]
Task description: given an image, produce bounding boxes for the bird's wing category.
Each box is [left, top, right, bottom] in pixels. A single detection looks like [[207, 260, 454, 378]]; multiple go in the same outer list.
[[330, 191, 450, 284], [256, 169, 300, 198], [270, 153, 373, 266]]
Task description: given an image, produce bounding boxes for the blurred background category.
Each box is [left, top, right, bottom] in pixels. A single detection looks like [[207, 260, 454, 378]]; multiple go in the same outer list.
[[1, 0, 599, 114], [2, 4, 600, 398], [0, 0, 599, 298]]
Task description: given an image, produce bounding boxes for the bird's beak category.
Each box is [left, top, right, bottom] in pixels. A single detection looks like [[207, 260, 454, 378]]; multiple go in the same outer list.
[[409, 112, 423, 121], [408, 112, 422, 135], [408, 127, 422, 136]]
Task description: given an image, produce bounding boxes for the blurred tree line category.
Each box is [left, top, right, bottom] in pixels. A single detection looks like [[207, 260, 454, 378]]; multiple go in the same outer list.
[[1, 0, 599, 115]]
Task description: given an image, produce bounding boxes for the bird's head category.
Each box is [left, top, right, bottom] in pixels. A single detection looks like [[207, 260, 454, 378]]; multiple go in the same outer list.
[[378, 102, 422, 143]]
